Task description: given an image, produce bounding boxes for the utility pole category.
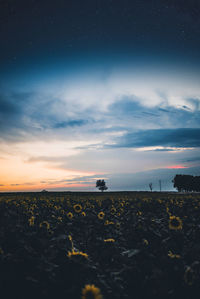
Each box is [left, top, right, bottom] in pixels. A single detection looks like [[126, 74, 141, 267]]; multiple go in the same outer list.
[[159, 180, 162, 192]]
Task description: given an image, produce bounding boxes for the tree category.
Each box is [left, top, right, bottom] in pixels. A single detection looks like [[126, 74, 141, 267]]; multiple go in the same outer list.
[[149, 183, 153, 192], [172, 174, 200, 192], [172, 175, 184, 192], [96, 179, 108, 192]]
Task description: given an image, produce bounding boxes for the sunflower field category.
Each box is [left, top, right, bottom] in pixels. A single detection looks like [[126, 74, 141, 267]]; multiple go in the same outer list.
[[1, 191, 200, 299]]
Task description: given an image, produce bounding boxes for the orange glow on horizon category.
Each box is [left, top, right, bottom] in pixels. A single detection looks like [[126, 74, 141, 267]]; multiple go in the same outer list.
[[0, 183, 95, 192], [166, 165, 188, 169]]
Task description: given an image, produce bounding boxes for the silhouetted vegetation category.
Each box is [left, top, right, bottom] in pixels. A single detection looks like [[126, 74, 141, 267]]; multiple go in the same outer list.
[[173, 174, 200, 192], [96, 180, 108, 192], [149, 182, 153, 192]]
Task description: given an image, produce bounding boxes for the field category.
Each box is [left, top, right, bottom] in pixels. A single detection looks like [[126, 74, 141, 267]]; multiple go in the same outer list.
[[1, 191, 200, 299]]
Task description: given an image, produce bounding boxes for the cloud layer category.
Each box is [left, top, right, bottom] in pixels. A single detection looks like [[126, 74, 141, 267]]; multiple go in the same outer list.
[[0, 67, 200, 190]]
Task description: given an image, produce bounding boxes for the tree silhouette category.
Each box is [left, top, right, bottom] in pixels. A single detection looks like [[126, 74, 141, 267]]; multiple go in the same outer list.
[[149, 182, 153, 192], [96, 179, 108, 192], [172, 174, 200, 192]]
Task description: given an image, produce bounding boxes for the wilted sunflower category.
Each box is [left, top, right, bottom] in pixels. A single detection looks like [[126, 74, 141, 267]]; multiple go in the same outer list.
[[169, 216, 183, 230], [184, 266, 195, 286], [98, 211, 105, 220], [67, 212, 73, 219], [73, 204, 82, 213], [82, 284, 102, 299]]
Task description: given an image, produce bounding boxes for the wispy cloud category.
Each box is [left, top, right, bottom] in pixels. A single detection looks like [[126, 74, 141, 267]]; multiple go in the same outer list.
[[109, 128, 200, 149]]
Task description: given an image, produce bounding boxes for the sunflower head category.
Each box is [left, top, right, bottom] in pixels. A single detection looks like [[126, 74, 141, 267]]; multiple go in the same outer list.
[[110, 206, 116, 215], [73, 204, 82, 213], [39, 221, 50, 230], [169, 216, 183, 230], [82, 284, 102, 299], [98, 211, 105, 220], [67, 212, 73, 219]]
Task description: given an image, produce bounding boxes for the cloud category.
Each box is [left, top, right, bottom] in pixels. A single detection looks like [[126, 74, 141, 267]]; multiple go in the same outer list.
[[0, 91, 94, 142], [53, 119, 88, 128], [108, 97, 200, 130], [148, 148, 177, 152], [0, 68, 200, 192], [184, 156, 200, 163], [1, 67, 200, 145], [110, 128, 200, 149], [38, 174, 105, 186]]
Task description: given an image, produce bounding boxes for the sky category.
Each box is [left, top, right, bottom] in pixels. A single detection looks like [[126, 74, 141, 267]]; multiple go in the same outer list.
[[0, 0, 200, 191]]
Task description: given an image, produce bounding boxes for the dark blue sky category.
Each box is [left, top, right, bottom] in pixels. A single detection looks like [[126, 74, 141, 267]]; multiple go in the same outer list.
[[0, 0, 200, 191], [1, 0, 200, 73]]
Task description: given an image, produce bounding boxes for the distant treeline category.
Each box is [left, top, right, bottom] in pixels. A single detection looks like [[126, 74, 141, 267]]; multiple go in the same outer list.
[[173, 174, 200, 192]]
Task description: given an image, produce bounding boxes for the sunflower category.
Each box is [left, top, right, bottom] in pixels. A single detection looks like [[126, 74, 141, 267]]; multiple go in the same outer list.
[[137, 211, 142, 216], [68, 250, 88, 259], [68, 235, 73, 242], [67, 212, 73, 219], [82, 284, 103, 299], [39, 221, 50, 230], [110, 206, 116, 215], [116, 222, 120, 228], [104, 220, 114, 225], [184, 266, 195, 286], [73, 204, 82, 213], [98, 211, 105, 220], [104, 238, 115, 242], [28, 216, 35, 226], [143, 239, 149, 246], [168, 250, 180, 259], [166, 206, 171, 215], [81, 211, 86, 217], [169, 216, 183, 230]]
